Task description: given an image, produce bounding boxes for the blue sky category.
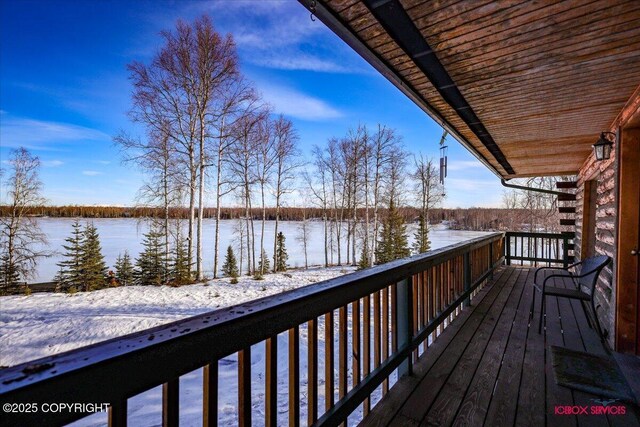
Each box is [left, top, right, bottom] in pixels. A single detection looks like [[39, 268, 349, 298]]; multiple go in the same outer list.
[[0, 0, 505, 208]]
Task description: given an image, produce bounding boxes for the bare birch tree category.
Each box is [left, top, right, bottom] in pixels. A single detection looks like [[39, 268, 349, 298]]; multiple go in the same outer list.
[[0, 148, 49, 293], [412, 154, 444, 253], [271, 115, 300, 272]]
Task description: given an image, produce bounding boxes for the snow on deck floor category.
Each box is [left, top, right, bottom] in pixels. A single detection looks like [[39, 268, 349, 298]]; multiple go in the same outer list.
[[1, 266, 397, 426]]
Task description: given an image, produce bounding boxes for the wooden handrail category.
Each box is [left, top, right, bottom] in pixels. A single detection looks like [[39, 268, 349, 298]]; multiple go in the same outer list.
[[0, 232, 504, 426]]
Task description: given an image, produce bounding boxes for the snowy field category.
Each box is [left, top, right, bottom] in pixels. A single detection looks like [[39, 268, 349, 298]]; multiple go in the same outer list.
[[1, 266, 397, 426], [29, 218, 490, 281], [1, 221, 490, 426]]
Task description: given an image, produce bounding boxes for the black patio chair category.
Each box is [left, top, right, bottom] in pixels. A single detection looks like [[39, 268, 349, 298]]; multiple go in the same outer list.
[[530, 254, 611, 338]]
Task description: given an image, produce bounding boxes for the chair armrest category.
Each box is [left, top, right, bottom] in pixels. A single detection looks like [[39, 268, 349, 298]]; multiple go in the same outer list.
[[541, 273, 576, 290], [566, 259, 584, 269], [534, 266, 568, 283]]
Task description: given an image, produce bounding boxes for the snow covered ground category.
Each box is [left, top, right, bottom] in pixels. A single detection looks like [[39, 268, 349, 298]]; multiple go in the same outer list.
[[2, 222, 490, 426], [1, 266, 398, 426]]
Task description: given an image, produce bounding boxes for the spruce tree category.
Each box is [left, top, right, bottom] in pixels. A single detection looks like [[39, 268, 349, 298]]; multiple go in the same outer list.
[[135, 227, 167, 286], [275, 232, 288, 272], [375, 198, 410, 264], [357, 245, 370, 270], [169, 237, 191, 286], [80, 223, 107, 291], [56, 220, 85, 291], [0, 253, 21, 294], [114, 251, 135, 286], [256, 249, 270, 279], [413, 213, 431, 254], [222, 245, 239, 283]]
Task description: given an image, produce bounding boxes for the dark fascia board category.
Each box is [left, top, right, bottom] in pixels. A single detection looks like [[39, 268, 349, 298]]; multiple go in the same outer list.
[[297, 0, 505, 179]]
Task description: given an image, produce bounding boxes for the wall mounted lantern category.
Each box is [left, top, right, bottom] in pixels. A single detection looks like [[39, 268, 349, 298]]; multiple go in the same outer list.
[[593, 131, 615, 161]]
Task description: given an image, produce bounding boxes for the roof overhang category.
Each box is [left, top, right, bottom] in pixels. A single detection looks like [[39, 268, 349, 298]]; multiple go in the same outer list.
[[299, 0, 640, 178]]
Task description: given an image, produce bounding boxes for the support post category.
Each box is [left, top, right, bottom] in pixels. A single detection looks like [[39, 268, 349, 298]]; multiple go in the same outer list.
[[463, 252, 471, 307], [562, 235, 569, 268], [489, 242, 494, 280], [505, 233, 511, 265], [396, 277, 412, 377]]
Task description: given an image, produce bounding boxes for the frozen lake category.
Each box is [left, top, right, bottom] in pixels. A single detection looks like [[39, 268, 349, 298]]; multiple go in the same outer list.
[[30, 218, 490, 281]]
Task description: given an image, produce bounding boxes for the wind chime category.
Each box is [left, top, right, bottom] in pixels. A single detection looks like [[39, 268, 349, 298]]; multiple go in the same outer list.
[[439, 129, 449, 186]]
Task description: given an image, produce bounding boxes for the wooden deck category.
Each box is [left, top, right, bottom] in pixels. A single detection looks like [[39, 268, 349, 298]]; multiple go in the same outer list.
[[361, 266, 640, 427]]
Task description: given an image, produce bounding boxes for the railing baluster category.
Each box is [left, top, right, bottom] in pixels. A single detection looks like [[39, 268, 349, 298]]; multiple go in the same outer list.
[[203, 362, 218, 427], [412, 275, 419, 362], [238, 348, 251, 427], [421, 270, 428, 352], [352, 300, 360, 389], [338, 306, 347, 403], [362, 295, 371, 415], [308, 319, 318, 426], [338, 306, 347, 427], [108, 399, 127, 427], [396, 278, 412, 377], [163, 378, 179, 427], [373, 288, 382, 394], [324, 311, 334, 411], [288, 327, 300, 427], [266, 337, 278, 427], [380, 288, 388, 394], [390, 283, 397, 353]]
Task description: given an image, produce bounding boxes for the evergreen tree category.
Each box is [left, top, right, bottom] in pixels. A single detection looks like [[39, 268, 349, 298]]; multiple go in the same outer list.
[[222, 245, 239, 283], [114, 251, 135, 286], [357, 245, 370, 270], [80, 223, 107, 291], [169, 236, 191, 286], [135, 227, 167, 286], [55, 220, 84, 291], [0, 252, 21, 294], [275, 232, 288, 272], [375, 198, 410, 264], [256, 249, 270, 279], [413, 213, 431, 254]]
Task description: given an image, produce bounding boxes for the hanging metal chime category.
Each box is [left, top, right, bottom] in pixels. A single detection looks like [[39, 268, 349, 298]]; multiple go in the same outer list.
[[439, 129, 448, 185]]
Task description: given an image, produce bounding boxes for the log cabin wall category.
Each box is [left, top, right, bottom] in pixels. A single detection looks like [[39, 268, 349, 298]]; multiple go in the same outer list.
[[574, 144, 618, 346]]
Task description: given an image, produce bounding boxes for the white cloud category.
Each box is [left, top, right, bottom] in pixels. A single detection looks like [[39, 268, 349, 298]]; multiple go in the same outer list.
[[0, 115, 109, 150], [82, 170, 102, 176], [42, 160, 64, 167], [174, 1, 364, 74], [95, 160, 111, 165], [258, 84, 342, 121], [447, 160, 484, 171]]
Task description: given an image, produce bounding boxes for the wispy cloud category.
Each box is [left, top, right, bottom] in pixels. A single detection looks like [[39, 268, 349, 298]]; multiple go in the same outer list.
[[42, 160, 64, 167], [0, 114, 109, 150], [82, 170, 102, 176], [95, 160, 111, 165], [258, 84, 342, 121], [169, 1, 364, 74], [447, 160, 484, 171]]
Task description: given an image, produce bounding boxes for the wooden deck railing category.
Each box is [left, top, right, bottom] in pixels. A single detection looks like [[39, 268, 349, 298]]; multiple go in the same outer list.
[[504, 231, 571, 268], [0, 233, 504, 427]]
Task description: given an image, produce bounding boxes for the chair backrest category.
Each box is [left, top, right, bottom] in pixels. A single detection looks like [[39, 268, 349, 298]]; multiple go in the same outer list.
[[575, 255, 611, 295]]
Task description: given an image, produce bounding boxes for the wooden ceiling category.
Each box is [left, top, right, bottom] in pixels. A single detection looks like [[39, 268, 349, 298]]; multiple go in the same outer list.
[[302, 0, 640, 178]]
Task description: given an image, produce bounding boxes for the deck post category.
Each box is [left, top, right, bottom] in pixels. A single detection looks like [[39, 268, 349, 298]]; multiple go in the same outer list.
[[562, 235, 569, 268], [505, 233, 511, 265], [396, 277, 412, 377], [463, 252, 471, 307], [489, 242, 494, 280]]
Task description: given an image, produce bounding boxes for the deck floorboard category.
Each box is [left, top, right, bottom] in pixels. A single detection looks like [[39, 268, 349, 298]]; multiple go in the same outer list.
[[359, 266, 640, 427]]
